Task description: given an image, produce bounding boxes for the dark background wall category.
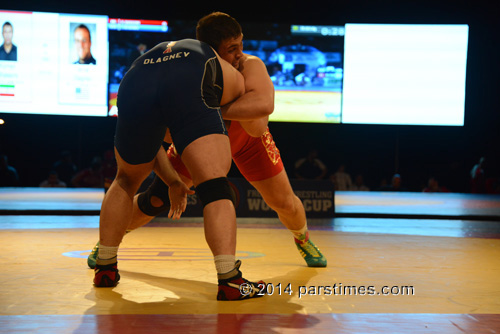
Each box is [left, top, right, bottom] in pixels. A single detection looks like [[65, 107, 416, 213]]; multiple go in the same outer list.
[[1, 0, 499, 192]]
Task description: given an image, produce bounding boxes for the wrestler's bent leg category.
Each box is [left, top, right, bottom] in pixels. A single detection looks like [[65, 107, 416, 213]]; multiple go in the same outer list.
[[250, 169, 306, 231], [181, 134, 236, 256], [94, 148, 156, 286], [250, 170, 327, 267]]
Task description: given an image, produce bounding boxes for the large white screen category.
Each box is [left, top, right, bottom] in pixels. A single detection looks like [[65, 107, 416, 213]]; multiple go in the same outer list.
[[341, 24, 469, 126], [0, 10, 109, 117]]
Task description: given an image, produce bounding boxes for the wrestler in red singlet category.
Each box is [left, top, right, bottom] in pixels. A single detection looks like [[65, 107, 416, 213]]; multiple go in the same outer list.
[[167, 120, 283, 182]]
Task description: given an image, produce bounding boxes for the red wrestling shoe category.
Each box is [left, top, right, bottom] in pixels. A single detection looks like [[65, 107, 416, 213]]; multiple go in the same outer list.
[[217, 260, 265, 301], [94, 260, 120, 287]]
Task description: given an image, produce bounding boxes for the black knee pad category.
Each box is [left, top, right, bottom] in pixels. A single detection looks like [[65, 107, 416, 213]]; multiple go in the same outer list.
[[137, 175, 170, 216], [196, 177, 236, 208]]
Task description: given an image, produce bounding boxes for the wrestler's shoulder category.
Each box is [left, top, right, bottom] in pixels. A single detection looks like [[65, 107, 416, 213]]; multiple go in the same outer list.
[[239, 54, 268, 78], [241, 53, 264, 64]]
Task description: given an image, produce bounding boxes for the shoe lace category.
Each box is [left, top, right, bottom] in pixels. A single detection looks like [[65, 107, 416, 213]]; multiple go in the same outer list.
[[301, 241, 321, 257]]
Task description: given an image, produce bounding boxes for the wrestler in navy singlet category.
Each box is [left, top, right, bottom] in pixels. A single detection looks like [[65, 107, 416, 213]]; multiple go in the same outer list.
[[115, 39, 225, 165]]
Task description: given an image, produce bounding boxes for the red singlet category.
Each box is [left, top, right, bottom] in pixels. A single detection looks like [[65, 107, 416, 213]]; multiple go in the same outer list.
[[167, 121, 284, 182]]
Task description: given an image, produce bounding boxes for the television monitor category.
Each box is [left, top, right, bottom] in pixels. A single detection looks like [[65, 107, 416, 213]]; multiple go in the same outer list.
[[242, 23, 345, 124], [341, 23, 469, 126], [108, 19, 345, 124], [0, 9, 109, 117]]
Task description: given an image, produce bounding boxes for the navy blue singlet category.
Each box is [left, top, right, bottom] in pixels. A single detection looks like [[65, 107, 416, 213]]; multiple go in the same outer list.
[[115, 39, 225, 164]]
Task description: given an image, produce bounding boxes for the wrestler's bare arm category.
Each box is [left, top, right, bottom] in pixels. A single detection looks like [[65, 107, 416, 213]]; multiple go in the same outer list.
[[238, 116, 269, 137], [162, 54, 244, 143], [153, 147, 194, 219], [215, 52, 245, 105], [221, 54, 275, 122]]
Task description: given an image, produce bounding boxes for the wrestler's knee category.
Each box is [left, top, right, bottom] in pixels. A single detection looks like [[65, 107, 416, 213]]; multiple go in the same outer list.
[[196, 177, 236, 208], [113, 156, 155, 195], [114, 172, 145, 196], [265, 192, 299, 216]]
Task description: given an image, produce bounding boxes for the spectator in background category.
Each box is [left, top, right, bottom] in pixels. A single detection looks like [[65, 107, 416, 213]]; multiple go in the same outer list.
[[351, 174, 370, 191], [378, 178, 388, 190], [39, 171, 66, 188], [470, 157, 487, 193], [52, 150, 77, 187], [71, 156, 103, 188], [0, 154, 19, 186], [127, 43, 148, 67], [422, 177, 448, 193], [379, 173, 407, 192], [294, 149, 328, 180], [329, 164, 352, 190]]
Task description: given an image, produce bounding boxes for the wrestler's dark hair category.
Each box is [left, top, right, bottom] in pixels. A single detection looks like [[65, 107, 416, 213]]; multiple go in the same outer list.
[[74, 24, 91, 42], [196, 12, 242, 50]]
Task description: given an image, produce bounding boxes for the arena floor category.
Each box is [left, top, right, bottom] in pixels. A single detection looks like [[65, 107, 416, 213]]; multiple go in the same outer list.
[[0, 188, 499, 333]]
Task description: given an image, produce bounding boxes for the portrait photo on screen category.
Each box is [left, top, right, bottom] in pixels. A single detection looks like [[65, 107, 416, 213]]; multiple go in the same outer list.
[[0, 10, 32, 104], [70, 22, 97, 65], [58, 13, 108, 115], [0, 20, 18, 61]]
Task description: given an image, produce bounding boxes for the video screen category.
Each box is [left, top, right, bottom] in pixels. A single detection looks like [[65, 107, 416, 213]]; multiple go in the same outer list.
[[108, 20, 344, 123], [0, 10, 470, 128], [0, 9, 109, 116], [342, 24, 469, 126], [242, 23, 345, 123]]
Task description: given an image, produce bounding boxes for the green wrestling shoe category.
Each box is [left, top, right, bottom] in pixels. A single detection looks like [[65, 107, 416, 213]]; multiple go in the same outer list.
[[295, 232, 327, 267], [87, 241, 99, 269]]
